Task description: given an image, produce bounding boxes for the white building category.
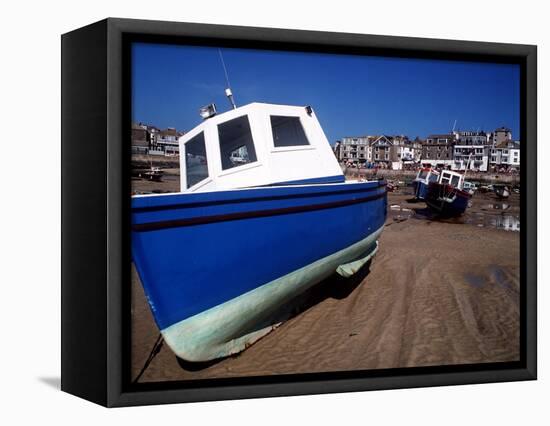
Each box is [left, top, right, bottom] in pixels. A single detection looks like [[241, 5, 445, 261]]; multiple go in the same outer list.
[[394, 136, 422, 161], [338, 136, 371, 165], [451, 131, 490, 172], [453, 130, 488, 145], [490, 140, 520, 170], [154, 127, 181, 156], [391, 136, 422, 170], [452, 145, 490, 171]]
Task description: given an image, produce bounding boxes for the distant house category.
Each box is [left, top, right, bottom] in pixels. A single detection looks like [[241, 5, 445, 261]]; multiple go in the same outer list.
[[336, 134, 422, 170], [411, 137, 424, 161], [452, 131, 490, 172], [421, 133, 456, 168], [334, 126, 517, 173], [490, 127, 513, 146], [454, 130, 489, 145], [392, 135, 422, 166], [337, 136, 371, 165], [490, 140, 520, 170], [131, 123, 150, 154], [131, 123, 184, 156], [370, 135, 395, 168], [452, 145, 490, 172], [155, 127, 180, 156]]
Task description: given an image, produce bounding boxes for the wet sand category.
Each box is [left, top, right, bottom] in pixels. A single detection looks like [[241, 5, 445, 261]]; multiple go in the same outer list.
[[131, 188, 520, 383]]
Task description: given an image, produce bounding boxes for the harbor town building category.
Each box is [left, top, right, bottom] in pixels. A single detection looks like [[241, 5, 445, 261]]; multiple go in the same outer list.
[[336, 136, 371, 165], [451, 130, 490, 172], [131, 123, 151, 154], [421, 134, 456, 168], [490, 140, 520, 171], [131, 122, 184, 156], [336, 126, 519, 172], [153, 127, 181, 156], [335, 135, 422, 170], [491, 127, 513, 145], [370, 136, 394, 167], [133, 120, 520, 173]]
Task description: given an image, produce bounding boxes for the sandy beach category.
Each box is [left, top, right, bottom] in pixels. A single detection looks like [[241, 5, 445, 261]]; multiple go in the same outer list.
[[130, 182, 520, 383]]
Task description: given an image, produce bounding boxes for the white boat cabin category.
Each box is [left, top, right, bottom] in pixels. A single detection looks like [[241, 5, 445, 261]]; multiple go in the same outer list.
[[415, 167, 466, 190], [179, 102, 343, 192], [414, 168, 440, 185], [438, 169, 465, 190]]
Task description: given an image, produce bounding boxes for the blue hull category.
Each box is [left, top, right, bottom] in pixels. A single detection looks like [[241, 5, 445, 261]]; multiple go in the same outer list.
[[132, 181, 387, 360], [413, 180, 429, 199], [425, 183, 471, 216]]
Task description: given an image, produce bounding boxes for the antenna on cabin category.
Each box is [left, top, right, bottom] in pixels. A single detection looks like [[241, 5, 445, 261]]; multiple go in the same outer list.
[[218, 49, 237, 110], [452, 119, 457, 132]]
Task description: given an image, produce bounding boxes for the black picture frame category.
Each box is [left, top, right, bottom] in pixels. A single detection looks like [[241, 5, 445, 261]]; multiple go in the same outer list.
[[61, 17, 537, 407]]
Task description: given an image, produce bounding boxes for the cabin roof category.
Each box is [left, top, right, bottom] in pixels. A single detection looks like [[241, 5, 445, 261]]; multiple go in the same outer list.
[[182, 102, 308, 137], [440, 169, 464, 177], [211, 101, 307, 121]]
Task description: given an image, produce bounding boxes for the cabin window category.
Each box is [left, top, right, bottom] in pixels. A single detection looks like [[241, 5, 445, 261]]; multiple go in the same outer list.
[[218, 115, 258, 170], [270, 116, 310, 147], [441, 173, 451, 185], [185, 132, 209, 188], [451, 175, 461, 187]]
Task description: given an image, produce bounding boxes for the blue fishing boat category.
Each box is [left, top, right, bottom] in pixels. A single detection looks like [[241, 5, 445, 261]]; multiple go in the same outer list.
[[132, 102, 387, 362], [412, 167, 440, 199], [424, 169, 472, 216]]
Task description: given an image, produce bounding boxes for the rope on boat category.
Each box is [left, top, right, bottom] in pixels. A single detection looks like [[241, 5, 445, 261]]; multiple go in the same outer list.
[[132, 333, 164, 384]]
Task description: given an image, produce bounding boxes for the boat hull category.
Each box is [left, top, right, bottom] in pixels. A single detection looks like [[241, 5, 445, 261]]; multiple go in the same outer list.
[[425, 182, 471, 216], [162, 230, 382, 361], [413, 179, 429, 199], [132, 181, 387, 361]]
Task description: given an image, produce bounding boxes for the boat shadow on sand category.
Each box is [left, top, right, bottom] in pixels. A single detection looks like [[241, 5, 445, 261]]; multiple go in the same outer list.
[[410, 205, 469, 224], [175, 262, 373, 372]]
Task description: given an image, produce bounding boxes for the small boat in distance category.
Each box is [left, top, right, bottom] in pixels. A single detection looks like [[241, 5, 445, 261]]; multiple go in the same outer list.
[[463, 181, 477, 195], [425, 169, 472, 216], [478, 184, 493, 193], [493, 184, 510, 199], [141, 166, 164, 182], [131, 101, 387, 362], [413, 167, 440, 200]]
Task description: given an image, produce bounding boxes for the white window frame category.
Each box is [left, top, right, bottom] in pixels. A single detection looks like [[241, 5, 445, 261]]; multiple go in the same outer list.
[[268, 114, 316, 154], [182, 129, 214, 191], [213, 113, 265, 178]]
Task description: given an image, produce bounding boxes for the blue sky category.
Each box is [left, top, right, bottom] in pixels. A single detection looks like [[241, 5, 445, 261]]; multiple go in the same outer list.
[[132, 43, 520, 144]]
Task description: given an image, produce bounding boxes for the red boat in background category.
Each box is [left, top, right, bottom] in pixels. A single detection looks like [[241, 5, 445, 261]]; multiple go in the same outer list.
[[425, 169, 472, 216]]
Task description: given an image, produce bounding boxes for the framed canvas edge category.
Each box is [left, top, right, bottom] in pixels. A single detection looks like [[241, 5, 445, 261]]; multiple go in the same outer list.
[[523, 44, 537, 380], [110, 367, 534, 408], [61, 18, 110, 406], [95, 18, 536, 407]]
